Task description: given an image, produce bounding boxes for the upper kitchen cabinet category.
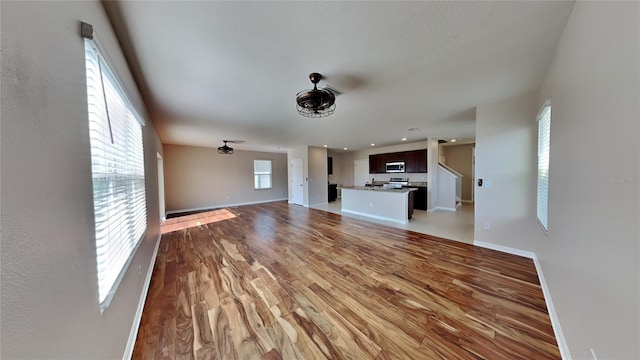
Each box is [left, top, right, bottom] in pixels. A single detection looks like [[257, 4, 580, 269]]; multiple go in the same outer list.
[[405, 149, 427, 173], [385, 151, 405, 163], [368, 154, 385, 173], [369, 149, 427, 173], [328, 156, 333, 175]]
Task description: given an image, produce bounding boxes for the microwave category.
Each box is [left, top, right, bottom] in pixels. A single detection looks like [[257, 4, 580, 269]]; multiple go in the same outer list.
[[386, 161, 405, 173]]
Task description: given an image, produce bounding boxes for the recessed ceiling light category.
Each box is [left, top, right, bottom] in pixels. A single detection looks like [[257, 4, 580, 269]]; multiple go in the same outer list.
[[323, 144, 328, 147], [450, 139, 457, 142], [371, 143, 376, 146], [401, 138, 407, 141], [343, 147, 348, 150]]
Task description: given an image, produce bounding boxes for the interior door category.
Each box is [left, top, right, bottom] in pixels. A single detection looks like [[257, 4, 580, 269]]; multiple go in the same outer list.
[[291, 158, 304, 205], [354, 159, 369, 186]]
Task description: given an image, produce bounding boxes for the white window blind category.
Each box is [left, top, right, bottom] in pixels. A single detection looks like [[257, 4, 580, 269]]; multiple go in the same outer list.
[[84, 37, 147, 307], [254, 160, 272, 190], [537, 104, 551, 232]]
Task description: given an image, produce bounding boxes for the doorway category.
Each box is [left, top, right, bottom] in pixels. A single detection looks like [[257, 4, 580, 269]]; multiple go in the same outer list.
[[291, 158, 304, 205], [354, 159, 369, 186]]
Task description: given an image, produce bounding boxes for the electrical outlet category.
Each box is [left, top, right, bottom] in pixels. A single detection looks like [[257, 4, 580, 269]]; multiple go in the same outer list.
[[590, 348, 597, 360], [138, 265, 143, 278], [483, 223, 491, 231], [370, 202, 373, 207]]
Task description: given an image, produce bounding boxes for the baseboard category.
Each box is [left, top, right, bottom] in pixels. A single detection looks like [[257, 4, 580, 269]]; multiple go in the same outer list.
[[166, 198, 288, 215], [123, 234, 162, 360], [532, 256, 571, 360], [341, 209, 408, 224], [473, 240, 570, 359], [473, 240, 535, 259], [461, 200, 474, 203], [431, 206, 457, 212]]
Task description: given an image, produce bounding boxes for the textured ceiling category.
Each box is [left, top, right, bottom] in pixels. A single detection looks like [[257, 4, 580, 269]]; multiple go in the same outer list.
[[105, 1, 574, 153]]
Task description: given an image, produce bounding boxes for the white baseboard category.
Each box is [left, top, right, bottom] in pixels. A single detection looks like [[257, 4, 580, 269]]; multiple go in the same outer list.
[[430, 206, 457, 212], [473, 240, 535, 259], [123, 233, 162, 360], [532, 256, 571, 360], [472, 240, 570, 360], [166, 198, 288, 215], [341, 209, 408, 224]]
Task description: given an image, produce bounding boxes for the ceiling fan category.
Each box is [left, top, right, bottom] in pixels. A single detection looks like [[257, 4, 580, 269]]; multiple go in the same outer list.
[[217, 140, 244, 154]]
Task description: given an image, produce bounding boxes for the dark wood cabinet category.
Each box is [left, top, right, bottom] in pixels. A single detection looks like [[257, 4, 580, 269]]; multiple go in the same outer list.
[[386, 151, 405, 163], [368, 154, 385, 173], [369, 149, 427, 174], [405, 149, 427, 173], [328, 184, 338, 202], [328, 156, 333, 175], [413, 186, 428, 210]]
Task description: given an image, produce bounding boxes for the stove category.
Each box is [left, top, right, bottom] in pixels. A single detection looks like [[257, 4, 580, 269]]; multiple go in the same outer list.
[[384, 177, 409, 189], [389, 177, 409, 186]]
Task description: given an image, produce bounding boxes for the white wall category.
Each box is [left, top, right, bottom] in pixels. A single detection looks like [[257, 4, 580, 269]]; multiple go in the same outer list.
[[475, 93, 540, 250], [1, 1, 163, 358], [163, 145, 288, 212], [537, 2, 639, 358], [475, 2, 640, 358]]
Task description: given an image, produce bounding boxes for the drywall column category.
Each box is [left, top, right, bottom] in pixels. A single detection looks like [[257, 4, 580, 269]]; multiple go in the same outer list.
[[474, 93, 539, 250]]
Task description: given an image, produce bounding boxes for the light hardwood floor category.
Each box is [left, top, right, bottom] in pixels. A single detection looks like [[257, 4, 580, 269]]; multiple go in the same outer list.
[[134, 201, 559, 359]]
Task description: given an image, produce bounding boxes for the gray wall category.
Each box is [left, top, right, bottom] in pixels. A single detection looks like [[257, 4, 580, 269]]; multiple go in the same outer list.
[[475, 2, 639, 358], [308, 146, 328, 206], [164, 144, 288, 212], [1, 1, 164, 358]]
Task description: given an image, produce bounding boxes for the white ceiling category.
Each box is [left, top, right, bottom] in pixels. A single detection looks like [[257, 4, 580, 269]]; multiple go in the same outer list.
[[106, 1, 574, 153]]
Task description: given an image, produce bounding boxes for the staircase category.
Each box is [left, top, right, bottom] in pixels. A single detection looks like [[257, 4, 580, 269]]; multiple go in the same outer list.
[[436, 163, 463, 211]]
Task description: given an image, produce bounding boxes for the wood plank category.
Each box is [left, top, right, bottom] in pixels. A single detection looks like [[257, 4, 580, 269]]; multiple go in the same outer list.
[[133, 201, 560, 360]]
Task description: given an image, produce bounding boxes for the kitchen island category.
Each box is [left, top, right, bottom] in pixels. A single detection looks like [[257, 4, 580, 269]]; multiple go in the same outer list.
[[340, 186, 417, 224]]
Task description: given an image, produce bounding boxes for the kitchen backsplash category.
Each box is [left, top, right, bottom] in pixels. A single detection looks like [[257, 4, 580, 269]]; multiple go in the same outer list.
[[371, 179, 428, 187], [369, 173, 428, 183]]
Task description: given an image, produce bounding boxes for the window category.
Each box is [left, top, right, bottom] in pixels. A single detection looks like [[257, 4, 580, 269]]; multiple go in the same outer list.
[[254, 160, 272, 189], [536, 102, 551, 232], [84, 32, 146, 308]]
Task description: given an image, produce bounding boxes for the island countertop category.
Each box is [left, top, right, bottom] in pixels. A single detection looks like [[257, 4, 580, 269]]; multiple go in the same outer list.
[[339, 186, 417, 224], [339, 185, 417, 193]]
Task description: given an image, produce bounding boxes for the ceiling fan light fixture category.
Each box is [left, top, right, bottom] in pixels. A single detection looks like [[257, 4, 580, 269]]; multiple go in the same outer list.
[[296, 73, 336, 118], [217, 140, 234, 154]]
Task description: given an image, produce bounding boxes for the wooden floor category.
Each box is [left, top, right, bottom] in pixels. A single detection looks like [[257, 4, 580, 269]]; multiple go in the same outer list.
[[133, 201, 560, 360]]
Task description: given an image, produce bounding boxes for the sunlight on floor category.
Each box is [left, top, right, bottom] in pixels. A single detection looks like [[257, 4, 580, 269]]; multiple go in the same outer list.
[[311, 200, 475, 244], [161, 208, 237, 233]]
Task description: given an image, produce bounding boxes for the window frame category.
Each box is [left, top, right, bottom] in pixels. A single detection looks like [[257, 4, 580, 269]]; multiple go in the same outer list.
[[536, 101, 551, 233], [254, 159, 273, 190], [83, 29, 147, 310]]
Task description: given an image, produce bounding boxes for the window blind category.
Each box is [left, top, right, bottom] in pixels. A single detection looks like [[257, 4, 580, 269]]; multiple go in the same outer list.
[[537, 104, 551, 232], [84, 38, 147, 307], [254, 160, 272, 189]]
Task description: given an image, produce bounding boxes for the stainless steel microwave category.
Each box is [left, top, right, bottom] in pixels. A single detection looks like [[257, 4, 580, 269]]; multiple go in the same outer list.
[[386, 161, 405, 173]]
